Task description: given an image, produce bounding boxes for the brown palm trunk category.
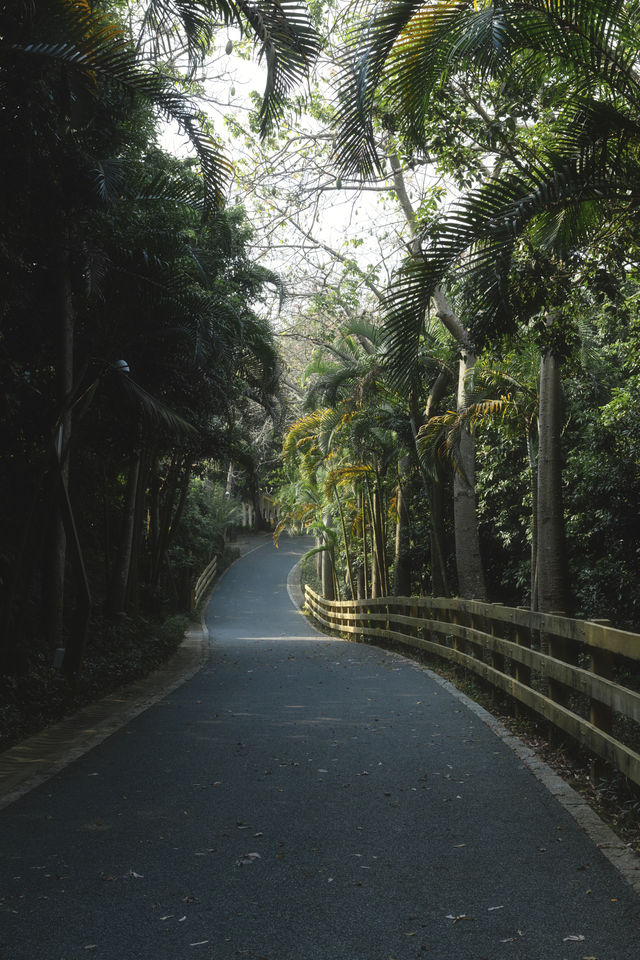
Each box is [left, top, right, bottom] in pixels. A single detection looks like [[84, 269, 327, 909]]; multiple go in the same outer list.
[[393, 457, 411, 596], [321, 509, 335, 600], [537, 350, 569, 614], [453, 351, 487, 600], [360, 489, 369, 598], [107, 451, 141, 617], [43, 246, 75, 650], [430, 461, 450, 597], [527, 423, 539, 611], [419, 374, 451, 597]]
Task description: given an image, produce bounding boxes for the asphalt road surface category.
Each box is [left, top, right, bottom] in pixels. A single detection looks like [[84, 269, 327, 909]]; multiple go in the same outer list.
[[1, 536, 639, 960]]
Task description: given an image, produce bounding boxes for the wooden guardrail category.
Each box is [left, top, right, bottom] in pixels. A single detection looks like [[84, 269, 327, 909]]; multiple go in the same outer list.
[[304, 586, 640, 788], [192, 556, 218, 610]]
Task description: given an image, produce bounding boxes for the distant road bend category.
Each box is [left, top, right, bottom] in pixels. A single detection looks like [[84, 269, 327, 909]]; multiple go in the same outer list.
[[0, 535, 639, 960]]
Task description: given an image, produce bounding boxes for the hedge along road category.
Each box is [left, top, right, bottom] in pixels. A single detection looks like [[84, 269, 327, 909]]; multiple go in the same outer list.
[[1, 537, 639, 960]]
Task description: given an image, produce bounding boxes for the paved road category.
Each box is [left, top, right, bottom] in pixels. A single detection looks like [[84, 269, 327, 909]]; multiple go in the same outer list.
[[1, 537, 639, 960]]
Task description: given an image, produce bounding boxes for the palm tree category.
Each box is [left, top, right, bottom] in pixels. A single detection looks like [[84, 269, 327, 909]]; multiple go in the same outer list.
[[420, 344, 541, 607], [335, 0, 640, 611]]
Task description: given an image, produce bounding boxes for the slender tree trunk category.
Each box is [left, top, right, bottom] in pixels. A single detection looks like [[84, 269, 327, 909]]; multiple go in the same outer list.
[[321, 508, 335, 600], [107, 451, 141, 617], [393, 456, 411, 596], [430, 461, 450, 597], [452, 350, 487, 600], [127, 450, 148, 611], [537, 350, 569, 614], [43, 246, 75, 650], [377, 480, 389, 595], [334, 488, 356, 599], [420, 374, 451, 597], [368, 482, 387, 597], [225, 462, 235, 496], [527, 423, 539, 611], [55, 451, 91, 682], [360, 489, 369, 598]]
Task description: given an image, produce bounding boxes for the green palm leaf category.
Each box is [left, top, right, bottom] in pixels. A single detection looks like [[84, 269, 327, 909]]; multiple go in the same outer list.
[[6, 4, 231, 208], [383, 151, 638, 383]]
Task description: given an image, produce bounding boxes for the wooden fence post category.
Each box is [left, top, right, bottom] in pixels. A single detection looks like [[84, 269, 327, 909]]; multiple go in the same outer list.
[[514, 608, 532, 718], [546, 611, 571, 708], [450, 601, 461, 657], [489, 604, 504, 673], [588, 619, 613, 783], [410, 604, 418, 643]]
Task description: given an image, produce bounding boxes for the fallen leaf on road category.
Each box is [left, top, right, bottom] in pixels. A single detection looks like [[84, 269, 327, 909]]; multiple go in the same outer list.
[[236, 853, 261, 866]]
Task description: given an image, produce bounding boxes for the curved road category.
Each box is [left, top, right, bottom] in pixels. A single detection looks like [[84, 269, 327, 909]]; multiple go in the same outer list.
[[1, 536, 639, 959]]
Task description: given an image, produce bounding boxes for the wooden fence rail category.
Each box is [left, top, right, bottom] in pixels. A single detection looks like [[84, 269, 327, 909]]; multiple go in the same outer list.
[[304, 586, 640, 788], [192, 557, 218, 610]]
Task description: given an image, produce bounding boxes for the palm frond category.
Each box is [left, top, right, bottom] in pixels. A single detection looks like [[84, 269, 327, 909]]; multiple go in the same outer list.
[[236, 0, 320, 136], [7, 2, 232, 208], [334, 0, 640, 174], [382, 148, 639, 384]]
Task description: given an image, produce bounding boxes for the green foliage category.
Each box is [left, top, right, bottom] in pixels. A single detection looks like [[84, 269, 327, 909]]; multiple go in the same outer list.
[[170, 479, 242, 570]]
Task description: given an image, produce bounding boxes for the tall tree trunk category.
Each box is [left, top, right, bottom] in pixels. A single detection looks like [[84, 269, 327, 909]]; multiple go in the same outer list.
[[56, 453, 91, 682], [368, 483, 387, 597], [127, 450, 148, 612], [527, 423, 539, 611], [334, 488, 356, 599], [452, 349, 487, 600], [43, 246, 75, 650], [433, 291, 487, 601], [107, 450, 141, 617], [537, 350, 569, 614], [321, 508, 335, 600], [430, 460, 450, 597], [251, 486, 267, 531], [393, 456, 411, 596], [360, 489, 369, 598], [420, 374, 451, 597]]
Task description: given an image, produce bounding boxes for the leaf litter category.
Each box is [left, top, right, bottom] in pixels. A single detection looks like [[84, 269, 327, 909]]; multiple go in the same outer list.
[[236, 852, 262, 867]]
